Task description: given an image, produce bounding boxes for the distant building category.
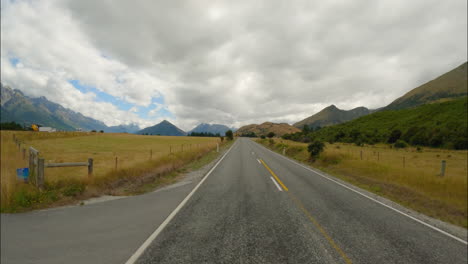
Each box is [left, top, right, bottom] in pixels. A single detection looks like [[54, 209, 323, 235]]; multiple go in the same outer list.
[[39, 127, 56, 132]]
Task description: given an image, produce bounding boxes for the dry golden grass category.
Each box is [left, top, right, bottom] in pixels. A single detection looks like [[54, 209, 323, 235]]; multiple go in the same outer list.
[[1, 130, 225, 211], [258, 138, 468, 227], [1, 131, 30, 210]]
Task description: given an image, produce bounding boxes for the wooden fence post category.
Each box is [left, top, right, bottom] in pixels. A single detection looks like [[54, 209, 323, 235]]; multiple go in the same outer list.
[[115, 157, 118, 170], [88, 158, 93, 177], [22, 148, 26, 160], [440, 160, 446, 177], [37, 158, 45, 190]]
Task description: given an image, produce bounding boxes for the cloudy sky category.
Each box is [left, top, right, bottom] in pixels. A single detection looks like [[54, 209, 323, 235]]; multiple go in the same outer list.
[[1, 0, 466, 130]]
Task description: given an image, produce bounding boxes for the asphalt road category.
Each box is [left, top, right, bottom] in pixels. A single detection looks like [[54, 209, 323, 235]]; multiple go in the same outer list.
[[2, 138, 467, 263]]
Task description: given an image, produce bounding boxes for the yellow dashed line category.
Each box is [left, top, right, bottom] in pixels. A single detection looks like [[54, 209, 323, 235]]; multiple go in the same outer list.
[[259, 159, 289, 191]]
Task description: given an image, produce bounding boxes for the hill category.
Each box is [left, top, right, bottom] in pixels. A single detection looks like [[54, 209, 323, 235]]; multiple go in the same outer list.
[[384, 62, 467, 110], [294, 105, 373, 129], [235, 122, 300, 137], [1, 84, 108, 131], [286, 97, 467, 149], [137, 120, 186, 136], [189, 123, 233, 136]]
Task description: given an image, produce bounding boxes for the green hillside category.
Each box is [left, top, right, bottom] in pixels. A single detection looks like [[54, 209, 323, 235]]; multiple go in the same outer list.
[[284, 97, 468, 149], [384, 62, 467, 110]]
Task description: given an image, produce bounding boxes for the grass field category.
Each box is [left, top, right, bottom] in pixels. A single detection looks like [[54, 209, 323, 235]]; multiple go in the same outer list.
[[1, 131, 227, 212], [257, 138, 468, 228]]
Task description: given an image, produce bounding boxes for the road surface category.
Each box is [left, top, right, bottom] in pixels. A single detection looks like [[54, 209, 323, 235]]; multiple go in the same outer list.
[[2, 138, 467, 263]]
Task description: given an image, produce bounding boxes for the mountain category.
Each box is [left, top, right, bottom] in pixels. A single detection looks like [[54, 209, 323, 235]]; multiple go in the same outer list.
[[137, 120, 186, 136], [107, 123, 140, 133], [1, 84, 108, 131], [294, 105, 373, 129], [189, 123, 233, 136], [235, 122, 300, 137], [299, 97, 467, 149], [384, 62, 467, 110]]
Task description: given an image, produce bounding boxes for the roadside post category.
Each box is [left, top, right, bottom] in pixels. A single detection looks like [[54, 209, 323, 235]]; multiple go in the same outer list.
[[440, 160, 446, 177], [217, 143, 219, 153]]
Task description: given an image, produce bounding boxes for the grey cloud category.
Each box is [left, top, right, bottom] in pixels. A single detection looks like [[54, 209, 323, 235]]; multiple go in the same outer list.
[[2, 0, 466, 130]]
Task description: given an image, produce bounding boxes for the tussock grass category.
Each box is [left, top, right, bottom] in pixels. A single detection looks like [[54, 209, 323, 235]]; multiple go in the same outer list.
[[1, 131, 226, 211], [257, 138, 468, 228]]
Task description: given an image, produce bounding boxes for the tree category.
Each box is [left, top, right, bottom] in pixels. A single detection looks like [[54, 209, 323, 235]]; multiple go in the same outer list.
[[387, 129, 402, 143], [261, 135, 266, 139], [267, 132, 275, 138], [225, 130, 234, 140], [307, 140, 325, 161], [99, 130, 104, 133], [302, 124, 310, 133]]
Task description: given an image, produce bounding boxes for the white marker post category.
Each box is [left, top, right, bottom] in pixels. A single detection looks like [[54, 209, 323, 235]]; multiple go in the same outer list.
[[216, 143, 219, 153]]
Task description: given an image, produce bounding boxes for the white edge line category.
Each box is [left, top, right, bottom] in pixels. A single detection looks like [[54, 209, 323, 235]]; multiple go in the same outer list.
[[125, 141, 238, 264], [252, 140, 468, 245], [270, 176, 283, 192], [257, 158, 261, 164]]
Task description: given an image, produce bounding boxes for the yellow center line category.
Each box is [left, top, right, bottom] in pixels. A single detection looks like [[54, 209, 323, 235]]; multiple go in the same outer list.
[[259, 158, 352, 263], [259, 159, 289, 191], [289, 193, 353, 264]]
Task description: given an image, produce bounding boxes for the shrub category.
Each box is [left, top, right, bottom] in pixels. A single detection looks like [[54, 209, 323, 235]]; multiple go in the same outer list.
[[387, 129, 402, 143], [220, 136, 224, 142], [394, 140, 408, 148], [267, 132, 275, 138], [225, 130, 234, 140], [260, 135, 266, 139], [307, 140, 325, 161]]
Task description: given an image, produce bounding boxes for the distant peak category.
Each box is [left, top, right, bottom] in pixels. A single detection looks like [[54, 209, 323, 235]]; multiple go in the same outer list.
[[325, 104, 339, 110]]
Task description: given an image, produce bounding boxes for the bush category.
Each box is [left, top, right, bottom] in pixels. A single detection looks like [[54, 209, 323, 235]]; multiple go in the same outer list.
[[260, 135, 266, 139], [225, 130, 234, 140], [307, 140, 325, 161], [394, 140, 408, 148], [267, 132, 275, 138], [220, 136, 224, 142], [387, 129, 402, 143]]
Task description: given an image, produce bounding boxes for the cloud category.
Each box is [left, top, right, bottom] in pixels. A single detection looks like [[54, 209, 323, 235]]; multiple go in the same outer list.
[[1, 0, 466, 130]]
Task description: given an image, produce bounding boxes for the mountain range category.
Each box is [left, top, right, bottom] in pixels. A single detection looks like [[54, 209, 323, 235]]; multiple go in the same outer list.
[[0, 83, 141, 132], [293, 61, 467, 130], [189, 123, 234, 136]]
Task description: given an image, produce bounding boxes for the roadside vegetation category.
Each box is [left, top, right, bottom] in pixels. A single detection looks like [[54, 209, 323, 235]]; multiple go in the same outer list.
[[1, 131, 231, 212], [283, 97, 467, 150], [257, 138, 468, 228]]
